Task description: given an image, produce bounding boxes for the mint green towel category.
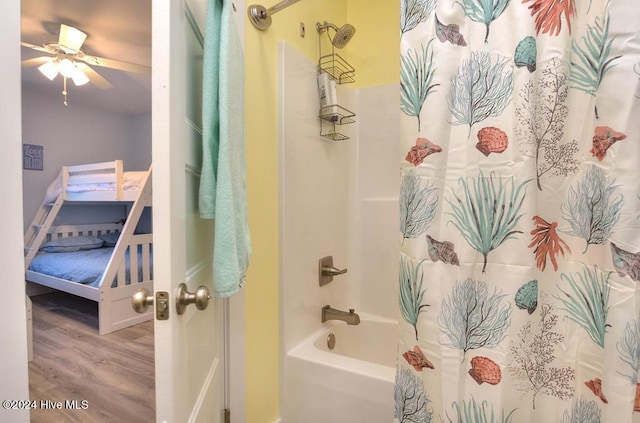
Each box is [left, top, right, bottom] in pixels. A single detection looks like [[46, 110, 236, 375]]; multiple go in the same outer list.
[[199, 0, 251, 297]]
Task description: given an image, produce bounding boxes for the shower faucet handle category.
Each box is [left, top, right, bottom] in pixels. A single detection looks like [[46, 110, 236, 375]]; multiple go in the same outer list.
[[319, 256, 347, 286], [322, 266, 347, 276]]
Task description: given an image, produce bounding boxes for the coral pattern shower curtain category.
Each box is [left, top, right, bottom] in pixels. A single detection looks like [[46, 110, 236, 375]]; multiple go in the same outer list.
[[396, 0, 640, 421]]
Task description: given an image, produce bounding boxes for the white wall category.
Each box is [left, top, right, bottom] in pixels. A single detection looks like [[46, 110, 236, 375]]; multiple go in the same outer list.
[[21, 85, 151, 230], [279, 41, 400, 356], [353, 84, 400, 321], [279, 42, 353, 353], [127, 112, 153, 169]]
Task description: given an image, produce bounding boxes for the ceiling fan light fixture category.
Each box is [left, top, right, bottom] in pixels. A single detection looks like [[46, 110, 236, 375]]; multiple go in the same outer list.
[[37, 61, 59, 80], [58, 58, 77, 78], [71, 70, 90, 86], [59, 24, 87, 53]]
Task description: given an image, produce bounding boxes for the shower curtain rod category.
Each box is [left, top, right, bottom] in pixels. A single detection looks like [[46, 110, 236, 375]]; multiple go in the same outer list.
[[247, 0, 303, 30]]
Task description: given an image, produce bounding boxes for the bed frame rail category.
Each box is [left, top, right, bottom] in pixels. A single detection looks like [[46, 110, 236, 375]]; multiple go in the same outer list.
[[45, 223, 123, 242]]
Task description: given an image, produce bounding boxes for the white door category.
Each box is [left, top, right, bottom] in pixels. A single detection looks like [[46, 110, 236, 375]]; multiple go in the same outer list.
[[0, 1, 31, 422], [152, 0, 226, 422]]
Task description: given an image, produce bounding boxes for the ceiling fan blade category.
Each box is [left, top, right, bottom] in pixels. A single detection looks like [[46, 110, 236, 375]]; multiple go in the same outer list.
[[77, 63, 113, 89], [21, 41, 54, 55], [58, 24, 87, 53], [21, 57, 51, 69], [79, 54, 150, 75]]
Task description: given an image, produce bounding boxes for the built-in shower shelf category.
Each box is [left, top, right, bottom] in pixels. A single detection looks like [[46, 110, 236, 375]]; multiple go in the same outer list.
[[318, 53, 355, 84], [319, 104, 355, 141]]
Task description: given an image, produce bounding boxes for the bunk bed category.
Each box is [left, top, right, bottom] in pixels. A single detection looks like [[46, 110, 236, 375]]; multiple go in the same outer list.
[[24, 160, 153, 335]]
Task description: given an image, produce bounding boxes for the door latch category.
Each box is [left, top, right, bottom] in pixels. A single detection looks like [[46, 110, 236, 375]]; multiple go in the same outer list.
[[132, 289, 169, 320], [155, 291, 169, 320]]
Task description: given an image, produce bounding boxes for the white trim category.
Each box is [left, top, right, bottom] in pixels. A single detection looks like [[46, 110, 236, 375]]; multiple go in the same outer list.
[[277, 40, 287, 423], [188, 358, 219, 423], [0, 1, 30, 420], [229, 289, 246, 423], [226, 2, 247, 421]]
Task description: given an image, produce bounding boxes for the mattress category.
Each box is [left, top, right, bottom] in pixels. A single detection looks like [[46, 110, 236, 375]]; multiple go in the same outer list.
[[43, 171, 147, 204], [28, 247, 152, 288], [67, 171, 147, 192]]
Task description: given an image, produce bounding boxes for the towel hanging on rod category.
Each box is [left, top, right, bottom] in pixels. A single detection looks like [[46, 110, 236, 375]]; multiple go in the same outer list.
[[200, 0, 251, 297]]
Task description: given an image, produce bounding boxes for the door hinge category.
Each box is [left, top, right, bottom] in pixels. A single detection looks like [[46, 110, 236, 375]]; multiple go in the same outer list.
[[224, 408, 230, 423]]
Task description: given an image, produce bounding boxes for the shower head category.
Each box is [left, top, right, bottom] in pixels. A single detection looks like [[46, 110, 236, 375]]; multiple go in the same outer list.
[[316, 21, 356, 48], [332, 23, 356, 48]]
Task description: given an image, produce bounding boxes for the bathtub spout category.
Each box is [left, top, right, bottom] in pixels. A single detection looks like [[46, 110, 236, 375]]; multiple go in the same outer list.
[[321, 305, 360, 325]]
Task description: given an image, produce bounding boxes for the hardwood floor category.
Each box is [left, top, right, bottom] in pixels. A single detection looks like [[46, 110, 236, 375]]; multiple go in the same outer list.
[[28, 292, 155, 423]]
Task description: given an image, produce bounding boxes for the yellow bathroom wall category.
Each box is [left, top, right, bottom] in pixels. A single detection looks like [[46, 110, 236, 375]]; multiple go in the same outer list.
[[346, 0, 400, 87], [244, 1, 347, 422]]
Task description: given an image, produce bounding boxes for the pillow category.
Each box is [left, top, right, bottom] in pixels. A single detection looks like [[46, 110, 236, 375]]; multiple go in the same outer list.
[[100, 232, 121, 247], [40, 236, 104, 253]]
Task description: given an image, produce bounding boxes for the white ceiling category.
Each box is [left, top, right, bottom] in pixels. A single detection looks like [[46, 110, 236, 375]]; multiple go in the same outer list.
[[21, 0, 152, 115]]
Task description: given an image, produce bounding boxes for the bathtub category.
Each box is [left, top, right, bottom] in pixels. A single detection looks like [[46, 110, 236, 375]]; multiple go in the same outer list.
[[283, 316, 398, 423]]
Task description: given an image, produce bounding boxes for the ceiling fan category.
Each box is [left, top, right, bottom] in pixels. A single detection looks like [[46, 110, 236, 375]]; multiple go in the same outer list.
[[21, 23, 149, 106]]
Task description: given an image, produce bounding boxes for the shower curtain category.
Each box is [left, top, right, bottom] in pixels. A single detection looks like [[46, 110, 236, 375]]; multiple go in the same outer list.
[[396, 0, 640, 421]]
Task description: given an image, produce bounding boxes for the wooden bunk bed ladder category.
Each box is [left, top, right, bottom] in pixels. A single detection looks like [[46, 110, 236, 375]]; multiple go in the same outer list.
[[24, 193, 64, 269]]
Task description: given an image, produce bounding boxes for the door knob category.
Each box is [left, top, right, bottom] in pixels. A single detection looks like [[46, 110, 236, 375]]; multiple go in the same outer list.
[[132, 288, 154, 313], [176, 283, 211, 315]]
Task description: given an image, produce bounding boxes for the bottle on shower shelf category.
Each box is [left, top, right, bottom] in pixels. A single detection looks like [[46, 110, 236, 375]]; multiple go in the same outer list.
[[317, 71, 338, 121]]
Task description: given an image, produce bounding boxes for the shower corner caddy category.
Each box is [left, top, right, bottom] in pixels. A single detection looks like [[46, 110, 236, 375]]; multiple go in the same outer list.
[[317, 53, 356, 141]]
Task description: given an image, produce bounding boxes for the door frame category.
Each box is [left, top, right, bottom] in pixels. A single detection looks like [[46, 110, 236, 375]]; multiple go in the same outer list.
[[1, 1, 31, 422], [223, 4, 246, 420]]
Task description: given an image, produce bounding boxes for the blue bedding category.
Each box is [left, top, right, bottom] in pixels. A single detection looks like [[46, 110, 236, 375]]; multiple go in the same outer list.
[[29, 247, 152, 288]]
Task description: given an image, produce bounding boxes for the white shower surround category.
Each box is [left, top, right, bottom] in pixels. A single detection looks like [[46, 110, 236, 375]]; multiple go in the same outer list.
[[278, 41, 400, 422], [285, 317, 397, 423]]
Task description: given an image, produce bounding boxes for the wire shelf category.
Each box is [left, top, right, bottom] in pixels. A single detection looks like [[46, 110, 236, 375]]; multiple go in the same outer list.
[[319, 105, 355, 125], [318, 53, 355, 84], [321, 131, 349, 141], [316, 26, 355, 141], [319, 104, 354, 141]]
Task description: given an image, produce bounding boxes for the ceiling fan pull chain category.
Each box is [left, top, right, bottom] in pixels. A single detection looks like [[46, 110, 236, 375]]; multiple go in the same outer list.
[[62, 76, 68, 106]]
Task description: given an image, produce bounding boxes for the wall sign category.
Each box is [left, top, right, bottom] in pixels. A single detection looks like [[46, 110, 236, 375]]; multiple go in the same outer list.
[[23, 144, 44, 171]]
